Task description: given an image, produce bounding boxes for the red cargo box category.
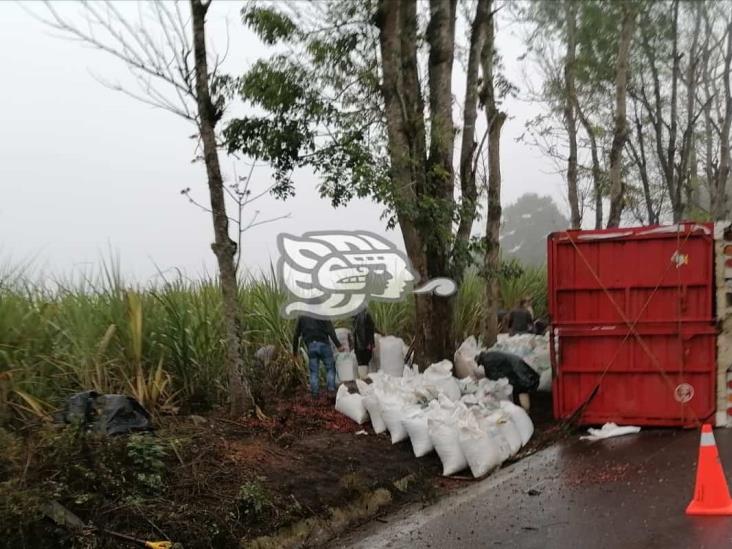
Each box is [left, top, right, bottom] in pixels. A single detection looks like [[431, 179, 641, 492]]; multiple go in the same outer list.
[[548, 223, 717, 427]]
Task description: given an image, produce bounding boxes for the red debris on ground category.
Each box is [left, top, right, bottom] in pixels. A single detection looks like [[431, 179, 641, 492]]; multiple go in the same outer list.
[[241, 393, 362, 435], [564, 462, 637, 486]]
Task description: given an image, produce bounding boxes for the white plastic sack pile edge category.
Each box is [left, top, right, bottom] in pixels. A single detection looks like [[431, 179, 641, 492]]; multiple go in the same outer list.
[[458, 411, 502, 477], [334, 384, 369, 424]]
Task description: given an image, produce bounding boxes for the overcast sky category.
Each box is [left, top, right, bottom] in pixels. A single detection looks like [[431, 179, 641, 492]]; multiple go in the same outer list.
[[0, 1, 565, 284]]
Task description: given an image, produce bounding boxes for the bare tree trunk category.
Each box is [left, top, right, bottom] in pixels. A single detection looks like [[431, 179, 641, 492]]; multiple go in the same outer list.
[[575, 100, 603, 228], [714, 19, 732, 220], [628, 100, 656, 224], [607, 4, 637, 228], [190, 0, 251, 416], [637, 2, 682, 221], [481, 4, 505, 348], [456, 0, 491, 266], [702, 9, 717, 214], [679, 2, 703, 218], [667, 0, 681, 220], [564, 0, 581, 229]]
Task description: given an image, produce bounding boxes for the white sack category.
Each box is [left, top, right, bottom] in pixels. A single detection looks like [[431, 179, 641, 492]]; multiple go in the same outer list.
[[334, 385, 368, 424], [335, 352, 358, 382], [487, 411, 521, 456], [475, 378, 513, 402], [428, 413, 468, 476], [424, 360, 461, 402], [486, 424, 512, 463], [499, 400, 534, 446], [403, 406, 435, 457], [454, 336, 481, 379], [459, 412, 502, 478], [362, 394, 386, 433], [379, 335, 406, 377], [457, 377, 479, 396], [356, 379, 387, 434], [490, 333, 551, 379], [500, 421, 522, 456], [381, 400, 418, 444]]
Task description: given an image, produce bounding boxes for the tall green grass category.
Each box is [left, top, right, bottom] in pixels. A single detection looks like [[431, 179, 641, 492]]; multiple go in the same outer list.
[[0, 260, 546, 423], [498, 263, 548, 319]]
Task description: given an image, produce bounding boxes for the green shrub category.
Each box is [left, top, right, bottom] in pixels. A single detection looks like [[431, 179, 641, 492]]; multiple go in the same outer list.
[[236, 477, 273, 521], [125, 434, 167, 493]]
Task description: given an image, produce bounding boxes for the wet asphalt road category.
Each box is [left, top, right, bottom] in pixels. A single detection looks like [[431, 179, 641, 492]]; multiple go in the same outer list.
[[333, 428, 732, 549]]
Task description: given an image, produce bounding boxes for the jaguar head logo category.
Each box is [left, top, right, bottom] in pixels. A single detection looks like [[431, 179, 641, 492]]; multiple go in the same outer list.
[[277, 231, 417, 319]]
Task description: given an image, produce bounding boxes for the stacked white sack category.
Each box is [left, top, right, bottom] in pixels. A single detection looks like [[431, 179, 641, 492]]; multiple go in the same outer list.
[[378, 335, 406, 377], [356, 379, 386, 434], [422, 360, 461, 401], [402, 402, 438, 457], [428, 396, 470, 476], [335, 351, 358, 382], [454, 336, 483, 379], [334, 358, 535, 479], [334, 384, 369, 424], [490, 333, 552, 391], [458, 409, 503, 477]]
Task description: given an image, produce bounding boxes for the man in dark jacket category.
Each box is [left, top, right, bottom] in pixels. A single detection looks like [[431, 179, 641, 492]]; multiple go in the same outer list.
[[507, 298, 534, 336], [292, 315, 344, 398], [352, 308, 376, 366]]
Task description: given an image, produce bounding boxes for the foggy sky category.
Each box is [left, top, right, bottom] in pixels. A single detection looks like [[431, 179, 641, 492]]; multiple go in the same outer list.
[[0, 1, 565, 283]]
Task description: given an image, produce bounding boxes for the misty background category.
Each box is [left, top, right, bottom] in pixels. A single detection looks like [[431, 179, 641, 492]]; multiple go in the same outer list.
[[0, 2, 565, 283]]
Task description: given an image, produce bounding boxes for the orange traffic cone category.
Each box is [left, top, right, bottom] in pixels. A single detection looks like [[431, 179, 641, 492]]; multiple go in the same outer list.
[[686, 424, 732, 516]]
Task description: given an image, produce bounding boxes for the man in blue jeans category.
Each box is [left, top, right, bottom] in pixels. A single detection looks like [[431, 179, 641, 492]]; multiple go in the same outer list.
[[292, 315, 344, 398]]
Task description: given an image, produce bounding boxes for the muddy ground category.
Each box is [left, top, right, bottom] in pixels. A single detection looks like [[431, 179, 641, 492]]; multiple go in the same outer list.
[[1, 392, 559, 549]]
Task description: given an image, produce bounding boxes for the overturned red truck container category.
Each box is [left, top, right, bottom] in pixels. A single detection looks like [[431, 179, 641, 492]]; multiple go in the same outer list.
[[548, 222, 732, 427]]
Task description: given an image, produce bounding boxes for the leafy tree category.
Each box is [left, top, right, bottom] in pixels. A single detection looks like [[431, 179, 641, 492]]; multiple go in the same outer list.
[[500, 194, 569, 266], [227, 0, 510, 360], [523, 0, 732, 227]]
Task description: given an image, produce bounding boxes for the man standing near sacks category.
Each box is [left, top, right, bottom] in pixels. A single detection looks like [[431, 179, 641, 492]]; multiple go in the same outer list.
[[292, 315, 344, 398], [507, 298, 534, 336], [352, 307, 376, 367]]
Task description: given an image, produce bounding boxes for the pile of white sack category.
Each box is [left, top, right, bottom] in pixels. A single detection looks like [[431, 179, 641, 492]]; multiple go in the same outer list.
[[333, 331, 409, 382], [490, 333, 551, 391], [334, 359, 534, 478], [452, 333, 551, 392]]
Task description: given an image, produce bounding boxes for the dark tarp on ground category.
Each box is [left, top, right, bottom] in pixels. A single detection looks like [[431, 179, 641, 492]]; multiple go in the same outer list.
[[59, 390, 153, 435], [476, 350, 540, 395]]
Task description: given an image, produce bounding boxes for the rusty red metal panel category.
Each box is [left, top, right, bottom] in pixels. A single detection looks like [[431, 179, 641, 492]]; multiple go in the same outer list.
[[549, 223, 716, 427]]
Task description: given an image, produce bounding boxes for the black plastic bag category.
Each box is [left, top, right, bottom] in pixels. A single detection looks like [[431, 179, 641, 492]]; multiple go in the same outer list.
[[95, 394, 153, 436], [59, 390, 100, 426], [59, 391, 153, 435], [476, 351, 540, 394]]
